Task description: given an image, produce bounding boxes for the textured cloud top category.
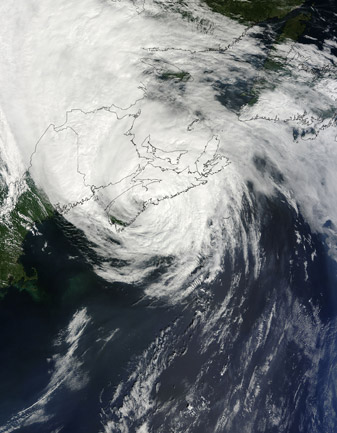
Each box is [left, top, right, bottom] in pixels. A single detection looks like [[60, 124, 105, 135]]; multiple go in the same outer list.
[[1, 0, 337, 299]]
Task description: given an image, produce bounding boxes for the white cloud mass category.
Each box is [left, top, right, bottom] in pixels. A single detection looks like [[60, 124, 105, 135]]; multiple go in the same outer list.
[[0, 0, 337, 300]]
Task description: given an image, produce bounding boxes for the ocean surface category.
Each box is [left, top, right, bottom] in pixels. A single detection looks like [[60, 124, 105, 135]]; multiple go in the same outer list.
[[1, 191, 337, 432]]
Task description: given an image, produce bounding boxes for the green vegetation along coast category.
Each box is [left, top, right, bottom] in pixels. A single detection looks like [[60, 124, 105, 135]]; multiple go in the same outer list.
[[203, 0, 304, 23], [0, 175, 53, 300]]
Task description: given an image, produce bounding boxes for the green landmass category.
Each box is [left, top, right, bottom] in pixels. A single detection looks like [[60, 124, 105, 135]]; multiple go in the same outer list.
[[160, 70, 191, 81], [245, 13, 310, 106], [263, 58, 283, 71], [110, 215, 128, 227], [247, 90, 259, 106], [203, 0, 303, 23], [279, 13, 311, 41], [241, 74, 279, 107], [0, 175, 53, 300]]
